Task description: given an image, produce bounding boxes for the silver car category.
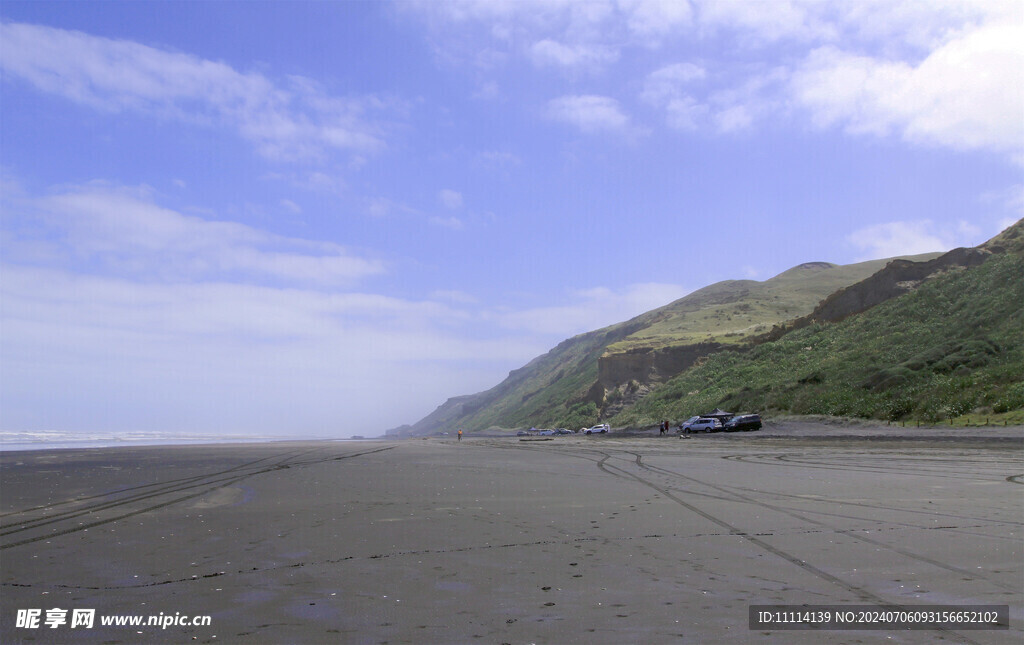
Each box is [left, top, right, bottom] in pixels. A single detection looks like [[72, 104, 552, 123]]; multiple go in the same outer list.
[[682, 417, 722, 433]]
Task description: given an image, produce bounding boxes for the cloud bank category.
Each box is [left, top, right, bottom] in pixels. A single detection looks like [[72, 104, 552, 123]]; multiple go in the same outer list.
[[403, 0, 1024, 160], [0, 21, 390, 162]]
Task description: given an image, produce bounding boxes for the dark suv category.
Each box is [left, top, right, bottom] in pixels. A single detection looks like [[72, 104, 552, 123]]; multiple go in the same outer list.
[[723, 414, 762, 432]]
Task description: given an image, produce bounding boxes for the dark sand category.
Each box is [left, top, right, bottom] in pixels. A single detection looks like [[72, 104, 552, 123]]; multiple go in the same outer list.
[[2, 422, 1021, 644]]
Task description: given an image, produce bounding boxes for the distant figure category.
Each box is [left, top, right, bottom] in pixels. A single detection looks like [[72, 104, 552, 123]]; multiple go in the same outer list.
[[457, 429, 462, 442], [661, 420, 668, 435]]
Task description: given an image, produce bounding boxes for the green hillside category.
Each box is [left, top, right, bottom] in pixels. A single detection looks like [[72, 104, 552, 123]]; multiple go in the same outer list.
[[396, 220, 1023, 436], [395, 253, 940, 435], [615, 236, 1024, 425], [605, 258, 935, 352]]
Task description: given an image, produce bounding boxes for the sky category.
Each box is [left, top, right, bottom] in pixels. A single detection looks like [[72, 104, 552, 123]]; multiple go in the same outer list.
[[1, 1, 1021, 439]]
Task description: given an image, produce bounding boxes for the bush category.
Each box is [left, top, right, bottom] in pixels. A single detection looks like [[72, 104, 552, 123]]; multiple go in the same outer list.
[[993, 382, 1024, 414], [559, 401, 599, 429]]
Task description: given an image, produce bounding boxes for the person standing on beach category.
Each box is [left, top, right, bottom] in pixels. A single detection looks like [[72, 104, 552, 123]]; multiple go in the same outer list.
[[457, 429, 462, 442]]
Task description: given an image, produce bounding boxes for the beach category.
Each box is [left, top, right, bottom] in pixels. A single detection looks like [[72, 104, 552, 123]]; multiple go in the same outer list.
[[2, 423, 1021, 644]]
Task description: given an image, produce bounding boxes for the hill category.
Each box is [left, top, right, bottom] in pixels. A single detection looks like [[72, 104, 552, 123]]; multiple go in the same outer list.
[[396, 219, 1022, 436], [615, 235, 1023, 425], [394, 253, 939, 436]]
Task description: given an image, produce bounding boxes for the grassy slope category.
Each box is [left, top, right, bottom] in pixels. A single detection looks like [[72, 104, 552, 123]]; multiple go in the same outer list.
[[408, 255, 939, 434], [612, 249, 1024, 426], [605, 255, 938, 352]]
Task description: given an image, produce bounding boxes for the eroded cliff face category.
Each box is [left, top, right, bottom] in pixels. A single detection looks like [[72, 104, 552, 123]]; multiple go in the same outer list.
[[810, 247, 991, 323], [597, 343, 723, 389], [590, 342, 725, 416]]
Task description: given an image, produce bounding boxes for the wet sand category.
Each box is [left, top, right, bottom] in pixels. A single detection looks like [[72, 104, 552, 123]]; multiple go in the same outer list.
[[1, 423, 1021, 644]]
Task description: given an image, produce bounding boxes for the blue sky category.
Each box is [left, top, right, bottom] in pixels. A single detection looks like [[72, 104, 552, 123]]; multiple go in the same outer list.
[[1, 1, 1021, 438]]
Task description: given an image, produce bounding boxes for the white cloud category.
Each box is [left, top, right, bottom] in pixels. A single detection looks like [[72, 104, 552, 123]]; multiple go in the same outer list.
[[438, 188, 464, 209], [400, 0, 692, 75], [546, 94, 635, 134], [17, 183, 383, 286], [645, 62, 788, 134], [280, 199, 302, 214], [619, 0, 694, 39], [663, 97, 708, 132], [830, 0, 1018, 54], [846, 220, 955, 260], [641, 62, 706, 106], [713, 104, 755, 133], [403, 0, 1023, 160], [0, 21, 389, 162], [529, 38, 618, 69], [791, 20, 1024, 156], [694, 0, 832, 44]]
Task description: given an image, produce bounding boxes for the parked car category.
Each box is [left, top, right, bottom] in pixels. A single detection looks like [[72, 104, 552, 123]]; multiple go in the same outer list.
[[537, 429, 555, 436], [584, 424, 610, 435], [682, 417, 722, 433], [516, 430, 531, 436], [723, 414, 762, 432], [554, 428, 574, 435], [677, 416, 700, 432]]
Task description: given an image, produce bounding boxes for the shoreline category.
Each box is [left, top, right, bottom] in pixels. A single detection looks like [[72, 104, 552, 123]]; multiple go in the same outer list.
[[0, 436, 373, 453], [4, 416, 1022, 453]]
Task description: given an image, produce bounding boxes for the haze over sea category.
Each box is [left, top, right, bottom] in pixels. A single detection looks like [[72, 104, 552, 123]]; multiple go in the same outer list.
[[0, 430, 309, 452]]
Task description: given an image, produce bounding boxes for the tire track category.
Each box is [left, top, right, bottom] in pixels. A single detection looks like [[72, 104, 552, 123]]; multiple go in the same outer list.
[[721, 452, 1018, 482], [592, 452, 891, 602], [501, 442, 994, 643], [631, 452, 1018, 593], [0, 449, 314, 534], [0, 446, 395, 550], [0, 450, 300, 521], [502, 443, 901, 604], [585, 449, 987, 645], [726, 483, 1024, 530]]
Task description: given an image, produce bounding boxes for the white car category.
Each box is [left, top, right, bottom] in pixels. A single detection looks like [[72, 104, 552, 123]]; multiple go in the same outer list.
[[682, 417, 722, 433], [584, 424, 610, 435], [537, 429, 555, 436]]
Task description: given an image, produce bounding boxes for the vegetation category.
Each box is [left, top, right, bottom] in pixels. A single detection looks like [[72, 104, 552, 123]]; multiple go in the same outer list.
[[397, 220, 1023, 436], [604, 255, 937, 352], [613, 251, 1024, 426]]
